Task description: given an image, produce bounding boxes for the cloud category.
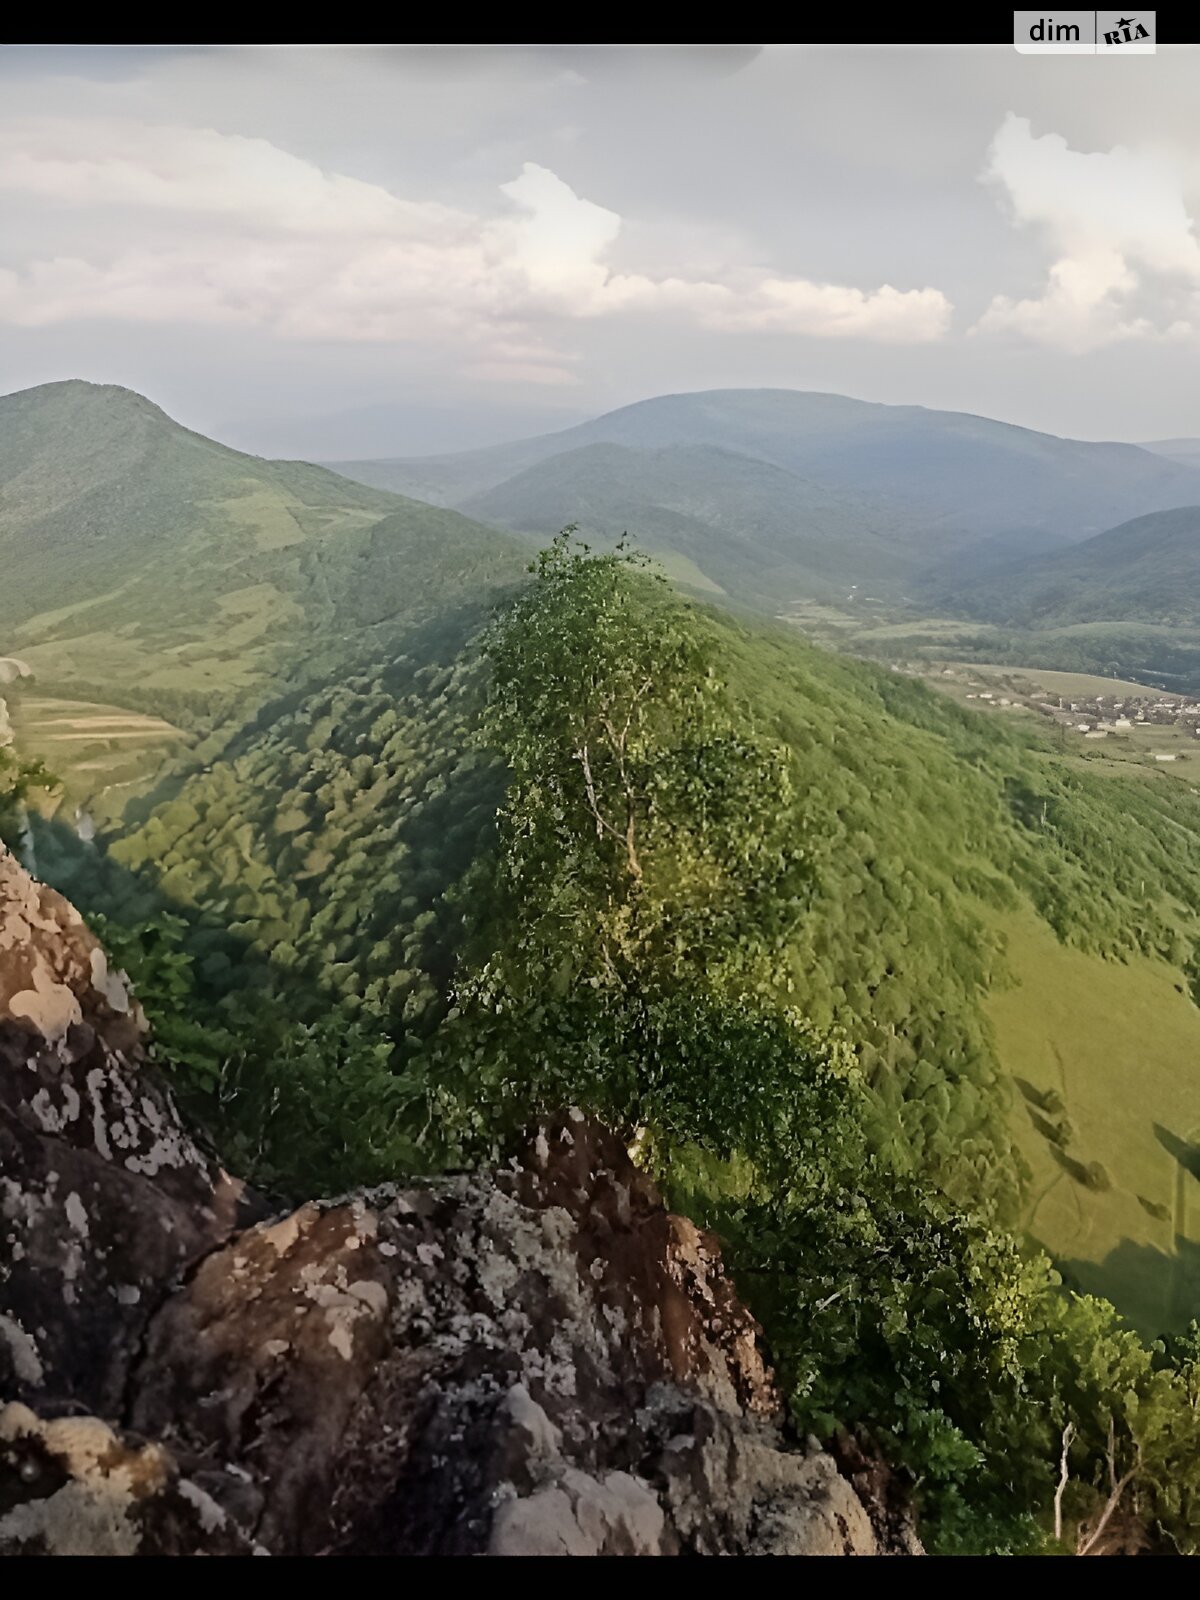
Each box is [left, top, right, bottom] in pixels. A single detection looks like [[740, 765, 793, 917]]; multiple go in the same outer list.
[[0, 116, 952, 369], [708, 278, 952, 341], [0, 116, 451, 235], [974, 113, 1200, 350]]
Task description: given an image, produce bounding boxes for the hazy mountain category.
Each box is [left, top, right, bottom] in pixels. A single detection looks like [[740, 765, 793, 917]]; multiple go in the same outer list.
[[454, 440, 935, 604], [1141, 438, 1200, 466], [329, 390, 1200, 604], [220, 397, 593, 462], [0, 380, 527, 703], [949, 505, 1200, 629]]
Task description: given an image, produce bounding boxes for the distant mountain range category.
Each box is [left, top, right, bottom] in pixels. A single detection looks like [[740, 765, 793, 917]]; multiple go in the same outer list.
[[9, 379, 1200, 704], [327, 388, 1200, 606], [219, 397, 593, 462]]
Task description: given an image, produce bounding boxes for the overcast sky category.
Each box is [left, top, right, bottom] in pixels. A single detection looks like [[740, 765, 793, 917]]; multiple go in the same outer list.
[[4, 43, 1200, 456]]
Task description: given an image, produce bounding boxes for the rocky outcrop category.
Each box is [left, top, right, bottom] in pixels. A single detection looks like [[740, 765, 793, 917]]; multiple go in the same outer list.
[[0, 846, 920, 1556], [0, 849, 259, 1416]]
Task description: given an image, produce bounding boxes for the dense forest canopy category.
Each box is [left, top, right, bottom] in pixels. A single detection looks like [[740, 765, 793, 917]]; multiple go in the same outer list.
[[31, 535, 1200, 1555]]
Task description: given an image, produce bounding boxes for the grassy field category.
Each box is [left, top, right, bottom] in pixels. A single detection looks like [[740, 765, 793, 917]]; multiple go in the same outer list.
[[988, 910, 1200, 1334], [12, 624, 274, 696], [10, 693, 188, 817]]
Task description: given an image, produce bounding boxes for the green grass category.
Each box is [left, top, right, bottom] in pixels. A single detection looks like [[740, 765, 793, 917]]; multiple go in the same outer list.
[[989, 909, 1200, 1334]]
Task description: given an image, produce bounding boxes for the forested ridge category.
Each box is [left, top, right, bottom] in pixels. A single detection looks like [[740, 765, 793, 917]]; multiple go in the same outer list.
[[42, 542, 1200, 1213], [15, 534, 1200, 1554]]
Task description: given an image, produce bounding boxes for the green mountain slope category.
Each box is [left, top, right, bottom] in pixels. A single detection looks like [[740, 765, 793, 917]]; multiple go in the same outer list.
[[950, 506, 1200, 629], [23, 543, 1200, 1556], [42, 586, 1200, 1332], [0, 381, 528, 708]]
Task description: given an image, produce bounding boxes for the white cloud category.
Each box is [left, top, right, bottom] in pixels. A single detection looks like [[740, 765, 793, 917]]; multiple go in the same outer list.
[[709, 277, 952, 341], [975, 113, 1200, 350], [0, 116, 952, 370]]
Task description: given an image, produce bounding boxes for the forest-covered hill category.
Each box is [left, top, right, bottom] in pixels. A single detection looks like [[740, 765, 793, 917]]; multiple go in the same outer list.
[[948, 506, 1200, 629], [35, 550, 1200, 1339], [0, 380, 528, 712]]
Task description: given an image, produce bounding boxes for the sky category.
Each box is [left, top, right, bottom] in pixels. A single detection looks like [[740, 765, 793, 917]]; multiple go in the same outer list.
[[3, 43, 1200, 456]]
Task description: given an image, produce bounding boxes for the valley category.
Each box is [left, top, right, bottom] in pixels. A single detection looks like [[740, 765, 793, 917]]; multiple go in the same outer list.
[[4, 377, 1200, 1553], [11, 34, 1200, 1560]]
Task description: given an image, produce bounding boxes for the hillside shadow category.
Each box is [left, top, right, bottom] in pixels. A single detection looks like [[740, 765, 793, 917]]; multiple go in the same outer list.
[[28, 812, 277, 1006], [1014, 1075, 1064, 1115], [110, 593, 507, 834], [26, 594, 507, 1022], [1029, 1110, 1071, 1147]]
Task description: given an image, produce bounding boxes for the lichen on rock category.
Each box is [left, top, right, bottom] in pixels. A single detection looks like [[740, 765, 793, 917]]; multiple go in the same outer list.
[[0, 845, 921, 1556]]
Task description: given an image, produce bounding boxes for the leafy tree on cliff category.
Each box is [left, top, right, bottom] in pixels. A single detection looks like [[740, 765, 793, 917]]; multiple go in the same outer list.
[[432, 529, 852, 1174]]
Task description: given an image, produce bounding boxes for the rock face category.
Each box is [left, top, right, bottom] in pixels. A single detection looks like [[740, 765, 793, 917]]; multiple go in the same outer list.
[[0, 849, 259, 1416], [0, 846, 921, 1556]]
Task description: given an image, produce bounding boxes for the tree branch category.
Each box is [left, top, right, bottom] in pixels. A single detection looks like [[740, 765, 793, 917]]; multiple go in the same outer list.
[[1076, 1424, 1140, 1557], [1054, 1422, 1075, 1545], [575, 742, 625, 847]]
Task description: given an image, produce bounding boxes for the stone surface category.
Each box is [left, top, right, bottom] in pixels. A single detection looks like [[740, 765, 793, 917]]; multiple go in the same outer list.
[[0, 845, 922, 1556], [0, 848, 259, 1415]]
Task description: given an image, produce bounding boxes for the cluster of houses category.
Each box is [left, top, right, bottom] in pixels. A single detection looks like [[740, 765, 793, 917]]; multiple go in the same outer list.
[[959, 680, 1200, 760]]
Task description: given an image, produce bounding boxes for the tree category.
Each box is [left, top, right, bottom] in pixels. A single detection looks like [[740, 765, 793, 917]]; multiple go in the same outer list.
[[432, 530, 841, 1165]]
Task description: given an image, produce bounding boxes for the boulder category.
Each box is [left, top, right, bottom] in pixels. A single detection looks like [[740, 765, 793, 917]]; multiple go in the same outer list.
[[0, 846, 920, 1556]]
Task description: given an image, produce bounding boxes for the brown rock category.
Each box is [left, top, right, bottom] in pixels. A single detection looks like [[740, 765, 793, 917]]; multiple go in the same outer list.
[[0, 845, 261, 1413], [0, 846, 921, 1556]]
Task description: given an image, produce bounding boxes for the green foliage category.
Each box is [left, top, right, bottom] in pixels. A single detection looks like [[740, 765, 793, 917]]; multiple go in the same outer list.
[[421, 534, 845, 1163], [0, 746, 56, 848], [427, 534, 1200, 1554], [56, 532, 1200, 1238], [41, 532, 1200, 1553], [55, 609, 506, 1047], [89, 909, 416, 1195]]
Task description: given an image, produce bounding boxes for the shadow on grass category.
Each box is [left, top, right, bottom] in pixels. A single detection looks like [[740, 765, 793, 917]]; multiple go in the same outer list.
[[1155, 1123, 1200, 1182], [1057, 1234, 1200, 1337]]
